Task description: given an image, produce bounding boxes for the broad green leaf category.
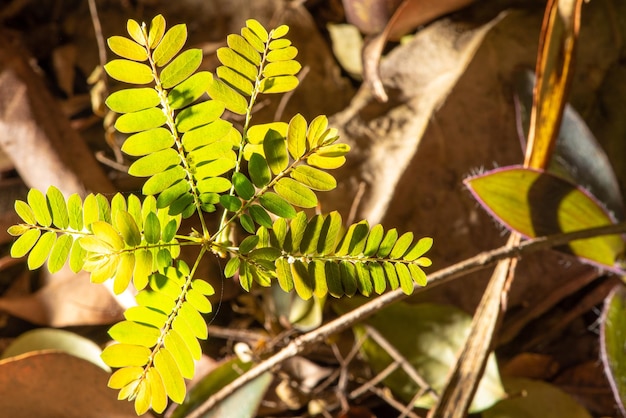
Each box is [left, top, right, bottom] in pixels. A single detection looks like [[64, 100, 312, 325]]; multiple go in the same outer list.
[[227, 34, 261, 66], [216, 48, 258, 82], [113, 252, 135, 294], [108, 367, 144, 389], [601, 285, 626, 416], [128, 148, 180, 177], [46, 186, 69, 229], [307, 154, 346, 169], [465, 167, 626, 273], [271, 24, 290, 39], [191, 279, 215, 296], [246, 19, 269, 43], [241, 27, 265, 53], [262, 60, 301, 78], [153, 24, 187, 67], [47, 234, 72, 273], [335, 221, 369, 256], [259, 192, 296, 219], [148, 14, 166, 49], [160, 48, 203, 89], [143, 166, 186, 196], [28, 189, 51, 227], [483, 378, 591, 418], [342, 301, 506, 412], [224, 257, 240, 278], [144, 212, 161, 244], [115, 211, 142, 247], [122, 128, 173, 157], [124, 305, 167, 328], [109, 320, 160, 347], [249, 153, 271, 187], [197, 177, 231, 193], [263, 129, 288, 174], [404, 237, 434, 261], [300, 214, 324, 255], [154, 348, 186, 403], [274, 178, 317, 208], [268, 39, 291, 49], [259, 75, 299, 94], [175, 100, 225, 133], [377, 228, 398, 258], [240, 213, 255, 234], [164, 331, 194, 379], [14, 200, 36, 225], [287, 113, 307, 159], [319, 211, 342, 255], [91, 221, 122, 251], [220, 195, 242, 212], [106, 87, 160, 114], [390, 232, 413, 259], [69, 238, 86, 272], [247, 122, 288, 145], [11, 228, 41, 258], [168, 71, 212, 110], [364, 224, 384, 257], [216, 66, 254, 96], [206, 77, 247, 115], [27, 231, 56, 269], [179, 302, 207, 339], [186, 287, 212, 313], [233, 172, 255, 200], [104, 59, 153, 84], [181, 119, 232, 151], [194, 158, 236, 179], [315, 143, 351, 157], [291, 260, 314, 300], [107, 36, 147, 61], [156, 181, 189, 209], [126, 19, 144, 45], [249, 205, 273, 228], [291, 165, 336, 191], [115, 107, 166, 133], [266, 46, 297, 62], [408, 263, 428, 286]]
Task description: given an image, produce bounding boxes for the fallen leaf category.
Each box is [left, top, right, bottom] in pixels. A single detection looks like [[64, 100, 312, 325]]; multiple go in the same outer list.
[[483, 377, 592, 418], [0, 351, 142, 418]]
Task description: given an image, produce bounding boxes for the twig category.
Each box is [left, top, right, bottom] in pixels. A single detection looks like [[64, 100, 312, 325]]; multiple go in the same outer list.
[[185, 221, 626, 418]]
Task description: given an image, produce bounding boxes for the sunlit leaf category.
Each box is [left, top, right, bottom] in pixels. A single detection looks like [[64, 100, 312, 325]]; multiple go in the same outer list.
[[28, 231, 56, 270], [148, 14, 166, 49], [217, 48, 258, 82], [153, 23, 187, 67], [115, 107, 167, 133], [102, 343, 151, 368], [175, 100, 225, 133], [168, 71, 212, 109], [259, 75, 299, 94], [274, 178, 317, 208], [28, 189, 52, 227], [109, 320, 160, 347], [160, 48, 203, 89], [128, 148, 180, 177], [259, 192, 296, 219], [291, 165, 336, 191], [465, 166, 625, 273], [107, 36, 148, 61], [47, 234, 72, 273], [206, 77, 248, 115], [104, 59, 153, 84], [46, 186, 69, 229], [227, 34, 261, 66]]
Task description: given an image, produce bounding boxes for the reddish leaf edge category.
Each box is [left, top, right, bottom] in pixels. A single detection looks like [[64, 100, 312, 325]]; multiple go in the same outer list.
[[464, 165, 626, 275]]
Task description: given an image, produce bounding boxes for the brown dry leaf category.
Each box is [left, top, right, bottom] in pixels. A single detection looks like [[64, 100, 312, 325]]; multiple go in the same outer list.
[[343, 0, 476, 101], [0, 351, 142, 418], [0, 270, 123, 327], [553, 361, 616, 416], [502, 353, 560, 380]]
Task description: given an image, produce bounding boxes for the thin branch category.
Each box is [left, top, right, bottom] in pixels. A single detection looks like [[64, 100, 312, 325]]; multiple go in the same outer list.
[[186, 222, 626, 418]]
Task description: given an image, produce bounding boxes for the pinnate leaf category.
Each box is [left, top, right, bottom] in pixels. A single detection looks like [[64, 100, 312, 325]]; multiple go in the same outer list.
[[107, 36, 148, 61], [160, 48, 202, 89], [274, 178, 317, 208], [106, 88, 160, 113], [153, 24, 187, 67]]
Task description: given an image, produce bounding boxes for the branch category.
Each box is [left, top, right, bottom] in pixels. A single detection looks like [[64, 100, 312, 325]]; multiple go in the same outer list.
[[186, 222, 626, 417]]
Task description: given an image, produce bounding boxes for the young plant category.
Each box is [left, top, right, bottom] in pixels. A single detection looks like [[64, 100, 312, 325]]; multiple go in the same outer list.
[[7, 15, 432, 414]]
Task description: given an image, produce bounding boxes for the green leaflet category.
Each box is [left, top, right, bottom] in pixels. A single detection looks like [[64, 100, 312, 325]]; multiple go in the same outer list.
[[153, 24, 187, 66], [263, 60, 301, 78], [122, 128, 174, 156], [227, 34, 261, 66], [115, 108, 167, 133], [259, 75, 299, 94], [291, 165, 337, 191], [217, 48, 258, 82], [175, 100, 225, 132], [47, 186, 69, 229], [106, 88, 159, 113], [160, 48, 203, 89], [128, 148, 180, 177], [168, 71, 212, 109], [274, 178, 317, 208], [104, 59, 153, 84], [107, 36, 148, 61], [263, 129, 289, 174], [206, 77, 248, 115], [148, 15, 166, 49]]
